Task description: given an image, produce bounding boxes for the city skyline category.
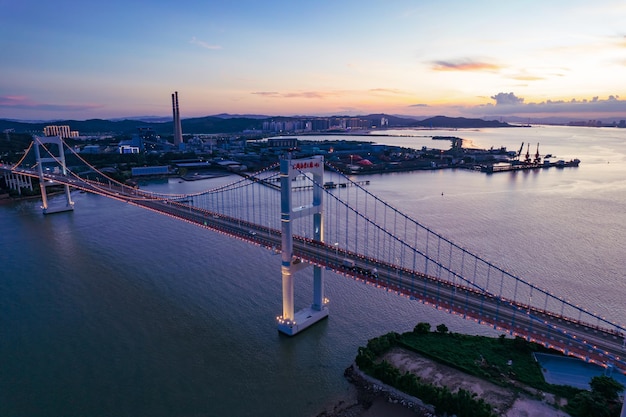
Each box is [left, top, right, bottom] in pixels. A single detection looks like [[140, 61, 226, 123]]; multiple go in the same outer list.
[[2, 0, 626, 121]]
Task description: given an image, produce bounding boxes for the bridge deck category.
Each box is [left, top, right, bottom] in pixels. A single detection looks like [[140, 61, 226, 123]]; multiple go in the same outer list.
[[6, 161, 626, 373]]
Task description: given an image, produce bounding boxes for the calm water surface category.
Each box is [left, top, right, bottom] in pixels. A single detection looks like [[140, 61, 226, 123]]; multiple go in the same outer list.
[[1, 126, 625, 417]]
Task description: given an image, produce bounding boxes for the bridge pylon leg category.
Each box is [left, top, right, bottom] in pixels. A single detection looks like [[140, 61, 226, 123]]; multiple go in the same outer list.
[[276, 155, 328, 336], [34, 135, 74, 214], [281, 265, 294, 320]]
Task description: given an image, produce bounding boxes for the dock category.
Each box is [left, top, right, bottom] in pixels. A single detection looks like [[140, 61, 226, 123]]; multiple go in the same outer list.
[[477, 159, 580, 174]]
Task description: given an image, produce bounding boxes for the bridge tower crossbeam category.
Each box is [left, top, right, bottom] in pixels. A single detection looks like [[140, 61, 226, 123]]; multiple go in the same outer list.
[[34, 136, 74, 214], [277, 155, 328, 335]]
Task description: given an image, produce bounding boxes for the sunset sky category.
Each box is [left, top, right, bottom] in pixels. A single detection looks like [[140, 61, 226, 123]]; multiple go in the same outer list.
[[2, 0, 626, 121]]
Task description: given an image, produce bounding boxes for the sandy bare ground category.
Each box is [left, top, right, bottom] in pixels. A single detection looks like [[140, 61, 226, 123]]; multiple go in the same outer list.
[[381, 347, 572, 417]]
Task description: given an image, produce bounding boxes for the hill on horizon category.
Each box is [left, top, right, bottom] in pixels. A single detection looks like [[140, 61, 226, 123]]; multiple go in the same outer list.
[[0, 114, 510, 136], [416, 115, 511, 128]]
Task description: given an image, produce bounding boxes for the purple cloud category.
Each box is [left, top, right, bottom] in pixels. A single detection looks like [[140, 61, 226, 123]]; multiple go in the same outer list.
[[0, 95, 102, 112], [431, 59, 500, 72]]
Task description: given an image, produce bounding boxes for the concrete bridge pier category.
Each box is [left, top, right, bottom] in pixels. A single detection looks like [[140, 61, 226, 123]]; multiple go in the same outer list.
[[277, 155, 328, 335], [5, 171, 33, 195]]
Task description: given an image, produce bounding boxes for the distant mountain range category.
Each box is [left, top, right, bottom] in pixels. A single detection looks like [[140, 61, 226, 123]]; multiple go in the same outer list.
[[411, 116, 511, 129], [0, 114, 512, 136]]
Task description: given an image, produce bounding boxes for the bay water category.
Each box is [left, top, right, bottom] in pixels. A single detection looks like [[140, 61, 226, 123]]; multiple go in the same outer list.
[[1, 125, 625, 417]]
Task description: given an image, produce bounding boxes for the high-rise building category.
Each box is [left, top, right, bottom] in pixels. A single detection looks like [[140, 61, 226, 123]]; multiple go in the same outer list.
[[44, 125, 72, 138]]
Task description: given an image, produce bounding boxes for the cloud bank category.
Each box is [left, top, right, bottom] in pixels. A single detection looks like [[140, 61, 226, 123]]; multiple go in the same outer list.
[[468, 92, 626, 116]]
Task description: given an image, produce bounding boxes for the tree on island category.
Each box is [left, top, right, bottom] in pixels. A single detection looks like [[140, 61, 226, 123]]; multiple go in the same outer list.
[[568, 375, 625, 417], [590, 375, 625, 403], [436, 323, 449, 334], [413, 322, 431, 334]]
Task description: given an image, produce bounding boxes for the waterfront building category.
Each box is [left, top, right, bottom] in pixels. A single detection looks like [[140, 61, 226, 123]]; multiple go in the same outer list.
[[131, 166, 169, 176], [43, 125, 78, 138], [117, 134, 144, 154], [268, 137, 298, 149], [309, 118, 330, 131], [119, 145, 140, 154]]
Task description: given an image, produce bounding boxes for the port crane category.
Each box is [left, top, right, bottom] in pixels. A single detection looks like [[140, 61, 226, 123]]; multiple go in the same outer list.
[[515, 142, 543, 165], [534, 143, 541, 164], [524, 143, 531, 164]]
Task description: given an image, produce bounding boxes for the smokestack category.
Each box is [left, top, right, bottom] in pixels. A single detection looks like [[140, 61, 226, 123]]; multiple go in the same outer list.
[[172, 91, 183, 147], [171, 93, 177, 143], [171, 93, 176, 121]]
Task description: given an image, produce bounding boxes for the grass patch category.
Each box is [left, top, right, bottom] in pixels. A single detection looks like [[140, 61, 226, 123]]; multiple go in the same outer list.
[[398, 332, 552, 390]]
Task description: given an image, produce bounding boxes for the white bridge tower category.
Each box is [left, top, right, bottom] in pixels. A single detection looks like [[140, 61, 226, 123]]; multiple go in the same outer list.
[[34, 136, 74, 214], [277, 155, 328, 335]]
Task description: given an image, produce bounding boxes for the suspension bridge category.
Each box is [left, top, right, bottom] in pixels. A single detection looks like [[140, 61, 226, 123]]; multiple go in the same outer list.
[[2, 135, 626, 375]]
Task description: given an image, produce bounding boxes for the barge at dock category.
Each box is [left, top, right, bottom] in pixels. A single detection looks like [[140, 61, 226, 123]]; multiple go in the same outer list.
[[479, 158, 580, 173]]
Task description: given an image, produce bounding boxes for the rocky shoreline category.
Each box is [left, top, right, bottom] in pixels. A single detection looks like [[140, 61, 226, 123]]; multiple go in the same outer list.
[[313, 364, 435, 417]]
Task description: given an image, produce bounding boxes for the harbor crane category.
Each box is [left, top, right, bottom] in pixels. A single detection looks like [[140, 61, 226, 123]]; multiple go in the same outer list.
[[524, 143, 531, 164], [534, 143, 542, 164]]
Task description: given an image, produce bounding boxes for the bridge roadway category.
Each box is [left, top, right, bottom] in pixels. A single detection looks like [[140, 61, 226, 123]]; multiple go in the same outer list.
[[10, 169, 626, 373]]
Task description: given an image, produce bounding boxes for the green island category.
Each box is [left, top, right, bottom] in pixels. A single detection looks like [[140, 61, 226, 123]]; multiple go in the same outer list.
[[349, 322, 624, 417]]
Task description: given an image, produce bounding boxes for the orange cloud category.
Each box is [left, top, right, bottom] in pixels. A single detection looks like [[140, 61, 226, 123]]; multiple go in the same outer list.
[[431, 59, 501, 72], [511, 74, 546, 81], [252, 91, 332, 99], [368, 88, 404, 95]]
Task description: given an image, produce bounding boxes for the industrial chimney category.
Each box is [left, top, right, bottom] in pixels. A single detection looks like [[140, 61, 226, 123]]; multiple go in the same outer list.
[[171, 91, 183, 147]]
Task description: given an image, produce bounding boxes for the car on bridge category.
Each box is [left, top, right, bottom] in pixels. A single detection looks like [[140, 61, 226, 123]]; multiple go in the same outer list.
[[342, 259, 378, 278], [342, 259, 355, 269]]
